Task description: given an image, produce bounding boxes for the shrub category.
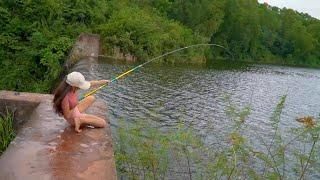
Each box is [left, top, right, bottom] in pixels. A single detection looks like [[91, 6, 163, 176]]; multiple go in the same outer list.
[[114, 95, 320, 179], [0, 110, 15, 155], [96, 6, 204, 64]]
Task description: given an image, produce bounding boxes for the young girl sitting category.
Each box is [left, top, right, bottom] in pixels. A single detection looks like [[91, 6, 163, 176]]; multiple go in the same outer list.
[[53, 71, 109, 132]]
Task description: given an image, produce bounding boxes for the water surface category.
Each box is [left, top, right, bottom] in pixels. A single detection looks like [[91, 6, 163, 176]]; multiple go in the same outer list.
[[74, 58, 320, 178]]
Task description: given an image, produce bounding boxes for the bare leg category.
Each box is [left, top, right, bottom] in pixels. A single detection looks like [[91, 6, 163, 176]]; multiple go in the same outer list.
[[74, 114, 106, 133], [74, 118, 82, 133], [77, 95, 95, 113]]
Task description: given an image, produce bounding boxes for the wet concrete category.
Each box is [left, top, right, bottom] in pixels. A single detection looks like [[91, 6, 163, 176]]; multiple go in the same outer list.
[[0, 91, 117, 180]]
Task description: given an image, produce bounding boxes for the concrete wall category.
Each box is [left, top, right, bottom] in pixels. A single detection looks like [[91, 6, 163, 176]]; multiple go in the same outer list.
[[0, 92, 41, 130], [65, 33, 101, 70]]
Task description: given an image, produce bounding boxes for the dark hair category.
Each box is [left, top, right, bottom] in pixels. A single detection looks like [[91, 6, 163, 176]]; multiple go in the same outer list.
[[53, 77, 72, 115]]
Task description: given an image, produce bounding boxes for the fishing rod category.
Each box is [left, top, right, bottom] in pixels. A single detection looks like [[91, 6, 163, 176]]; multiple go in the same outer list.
[[82, 43, 232, 99]]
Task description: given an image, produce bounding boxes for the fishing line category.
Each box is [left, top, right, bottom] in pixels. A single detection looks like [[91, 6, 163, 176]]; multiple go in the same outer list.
[[82, 43, 232, 99]]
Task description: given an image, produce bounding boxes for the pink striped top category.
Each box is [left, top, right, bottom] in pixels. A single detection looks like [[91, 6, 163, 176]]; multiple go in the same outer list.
[[61, 91, 79, 120]]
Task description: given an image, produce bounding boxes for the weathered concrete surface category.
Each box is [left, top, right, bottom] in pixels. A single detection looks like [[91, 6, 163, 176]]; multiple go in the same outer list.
[[0, 91, 47, 130], [65, 33, 100, 70], [0, 91, 117, 180]]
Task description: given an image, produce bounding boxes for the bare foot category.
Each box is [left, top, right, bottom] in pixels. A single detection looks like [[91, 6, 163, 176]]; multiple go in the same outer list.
[[74, 118, 82, 133]]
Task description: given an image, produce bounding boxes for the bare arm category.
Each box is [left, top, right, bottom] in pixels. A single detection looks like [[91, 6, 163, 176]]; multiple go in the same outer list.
[[90, 80, 110, 88]]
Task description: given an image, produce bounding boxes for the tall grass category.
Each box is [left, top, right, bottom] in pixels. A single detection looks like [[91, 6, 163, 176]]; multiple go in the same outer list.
[[114, 96, 320, 179], [0, 109, 15, 155]]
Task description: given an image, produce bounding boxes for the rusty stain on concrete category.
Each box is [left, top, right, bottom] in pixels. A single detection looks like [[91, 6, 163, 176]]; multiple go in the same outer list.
[[0, 91, 117, 180]]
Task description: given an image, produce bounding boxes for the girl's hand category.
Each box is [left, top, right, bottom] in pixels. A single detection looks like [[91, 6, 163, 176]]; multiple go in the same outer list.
[[100, 79, 110, 84], [90, 80, 110, 87]]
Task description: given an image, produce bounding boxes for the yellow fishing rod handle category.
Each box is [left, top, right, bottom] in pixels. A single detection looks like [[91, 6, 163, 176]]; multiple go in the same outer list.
[[81, 70, 127, 100], [82, 83, 108, 99]]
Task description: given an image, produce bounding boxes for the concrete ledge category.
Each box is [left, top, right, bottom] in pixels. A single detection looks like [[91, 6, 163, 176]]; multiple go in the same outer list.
[[0, 91, 51, 130], [0, 91, 117, 180], [65, 33, 100, 70]]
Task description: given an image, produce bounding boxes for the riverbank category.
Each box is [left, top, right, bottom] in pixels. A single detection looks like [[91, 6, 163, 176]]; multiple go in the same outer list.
[[203, 58, 320, 71]]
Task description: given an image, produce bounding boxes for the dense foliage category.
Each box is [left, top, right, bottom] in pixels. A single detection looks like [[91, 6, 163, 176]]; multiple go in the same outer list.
[[0, 0, 110, 92], [0, 0, 320, 92], [141, 0, 320, 66], [97, 5, 202, 63]]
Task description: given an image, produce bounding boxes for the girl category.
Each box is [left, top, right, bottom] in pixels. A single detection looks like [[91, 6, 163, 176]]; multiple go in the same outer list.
[[53, 71, 109, 133]]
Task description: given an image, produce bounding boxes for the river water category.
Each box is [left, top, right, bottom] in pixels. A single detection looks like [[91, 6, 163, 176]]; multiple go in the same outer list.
[[75, 58, 320, 178]]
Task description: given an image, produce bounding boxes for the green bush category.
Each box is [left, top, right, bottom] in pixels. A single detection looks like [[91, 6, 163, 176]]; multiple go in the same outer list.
[[0, 110, 15, 155], [0, 0, 110, 93], [0, 0, 208, 93], [97, 6, 203, 64]]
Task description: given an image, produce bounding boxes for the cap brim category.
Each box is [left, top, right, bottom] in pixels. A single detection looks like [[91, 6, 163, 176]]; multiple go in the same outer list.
[[78, 81, 91, 90]]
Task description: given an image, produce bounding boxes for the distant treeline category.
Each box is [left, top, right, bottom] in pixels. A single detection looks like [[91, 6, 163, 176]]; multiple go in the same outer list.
[[0, 0, 319, 92]]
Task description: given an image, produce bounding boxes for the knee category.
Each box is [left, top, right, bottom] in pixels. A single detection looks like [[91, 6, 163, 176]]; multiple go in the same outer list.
[[101, 119, 107, 128]]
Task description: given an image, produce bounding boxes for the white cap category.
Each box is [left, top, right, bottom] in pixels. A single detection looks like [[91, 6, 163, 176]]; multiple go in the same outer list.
[[66, 72, 91, 90]]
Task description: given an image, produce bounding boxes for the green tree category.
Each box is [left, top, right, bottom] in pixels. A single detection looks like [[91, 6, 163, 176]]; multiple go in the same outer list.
[[96, 6, 202, 63], [168, 0, 225, 37], [213, 0, 261, 60]]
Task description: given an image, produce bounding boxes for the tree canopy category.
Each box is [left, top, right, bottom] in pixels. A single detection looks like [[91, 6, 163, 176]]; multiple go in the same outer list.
[[0, 0, 319, 92]]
